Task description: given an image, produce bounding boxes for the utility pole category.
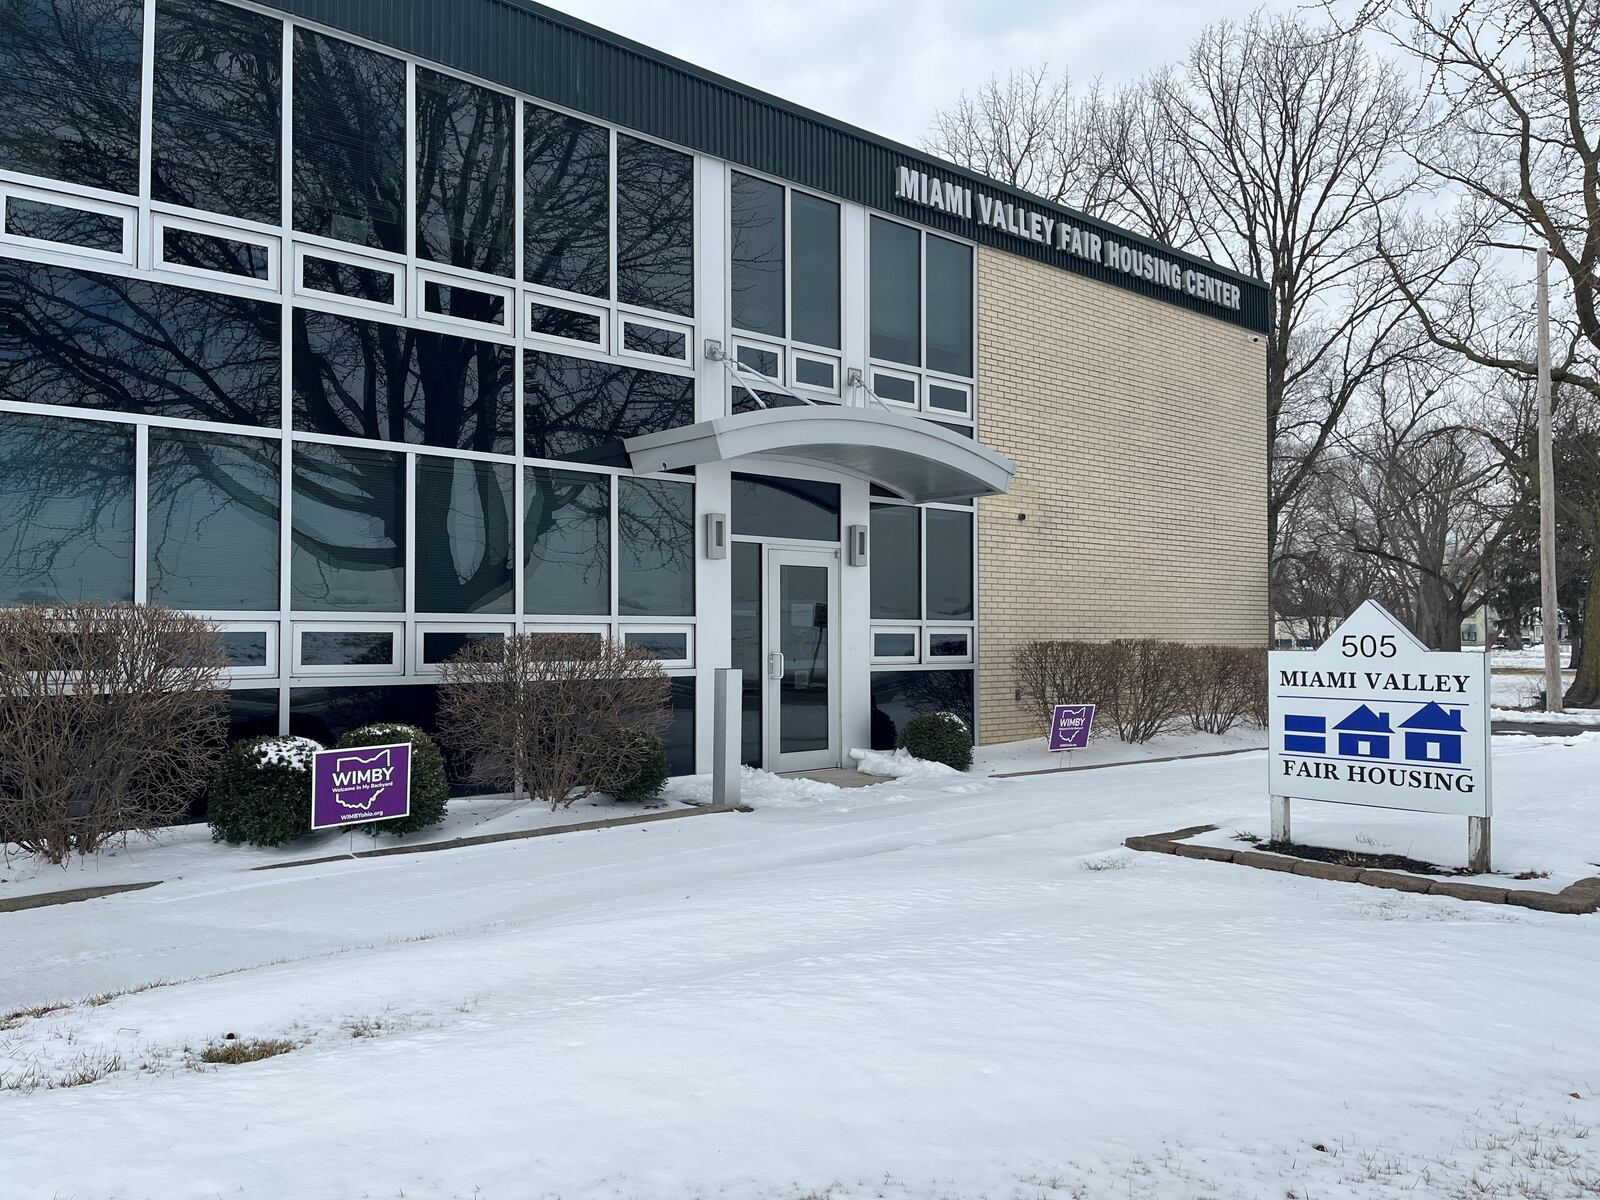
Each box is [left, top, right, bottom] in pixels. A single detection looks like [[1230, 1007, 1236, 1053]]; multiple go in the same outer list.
[[1536, 247, 1563, 712]]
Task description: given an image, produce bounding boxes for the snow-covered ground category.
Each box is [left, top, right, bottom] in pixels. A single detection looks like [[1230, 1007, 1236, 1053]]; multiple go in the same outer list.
[[3, 735, 1598, 1200], [1492, 646, 1574, 671]]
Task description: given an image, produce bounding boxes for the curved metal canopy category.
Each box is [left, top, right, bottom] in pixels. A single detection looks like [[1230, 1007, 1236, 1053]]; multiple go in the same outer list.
[[624, 406, 1016, 503]]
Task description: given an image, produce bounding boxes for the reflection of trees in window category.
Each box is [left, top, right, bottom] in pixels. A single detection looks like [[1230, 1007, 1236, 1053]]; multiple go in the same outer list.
[[524, 351, 694, 465], [415, 68, 515, 278], [0, 260, 281, 426], [869, 669, 974, 750], [618, 477, 694, 616], [524, 105, 609, 298], [731, 172, 785, 337], [524, 467, 609, 615], [147, 430, 280, 611], [415, 457, 514, 614], [161, 227, 271, 281], [0, 413, 133, 605], [292, 28, 405, 253], [293, 308, 513, 454], [0, 0, 142, 193], [151, 0, 282, 224], [290, 442, 405, 612], [4, 196, 123, 251], [616, 135, 694, 316]]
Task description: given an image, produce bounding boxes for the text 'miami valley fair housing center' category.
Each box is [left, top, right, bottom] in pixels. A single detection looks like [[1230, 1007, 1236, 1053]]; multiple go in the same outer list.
[[0, 0, 1268, 775]]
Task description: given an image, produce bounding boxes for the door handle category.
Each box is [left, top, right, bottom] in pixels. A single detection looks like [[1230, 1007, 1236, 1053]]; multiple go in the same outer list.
[[768, 651, 785, 680]]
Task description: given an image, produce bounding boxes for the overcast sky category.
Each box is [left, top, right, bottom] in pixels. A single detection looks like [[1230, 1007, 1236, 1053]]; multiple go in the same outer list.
[[541, 0, 1307, 148]]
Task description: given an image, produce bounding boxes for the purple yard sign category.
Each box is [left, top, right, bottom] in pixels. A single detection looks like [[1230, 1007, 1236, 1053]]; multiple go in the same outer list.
[[1048, 704, 1095, 752], [311, 742, 412, 830]]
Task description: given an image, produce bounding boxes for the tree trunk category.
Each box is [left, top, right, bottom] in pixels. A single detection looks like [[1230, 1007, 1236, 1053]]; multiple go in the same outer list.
[[1568, 560, 1600, 708]]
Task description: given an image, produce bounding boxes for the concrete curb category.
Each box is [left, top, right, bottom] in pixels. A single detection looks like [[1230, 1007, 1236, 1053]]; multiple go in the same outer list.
[[0, 880, 161, 914], [252, 802, 753, 872], [1123, 825, 1600, 914], [991, 747, 1262, 780]]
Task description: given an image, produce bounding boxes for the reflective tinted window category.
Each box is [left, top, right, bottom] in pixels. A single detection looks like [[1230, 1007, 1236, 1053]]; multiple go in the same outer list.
[[874, 632, 916, 658], [524, 104, 609, 298], [147, 429, 280, 610], [293, 28, 406, 252], [926, 235, 973, 377], [424, 280, 505, 326], [869, 217, 920, 366], [293, 308, 514, 454], [162, 227, 271, 279], [730, 172, 784, 337], [618, 477, 694, 617], [622, 322, 686, 360], [528, 302, 601, 345], [524, 467, 609, 616], [524, 351, 694, 465], [925, 507, 973, 620], [736, 345, 780, 378], [869, 503, 920, 621], [0, 0, 142, 193], [870, 669, 973, 751], [791, 191, 840, 349], [731, 473, 840, 541], [0, 413, 133, 605], [793, 356, 836, 390], [5, 196, 123, 251], [928, 383, 968, 413], [616, 135, 693, 316], [301, 630, 394, 666], [627, 631, 688, 661], [872, 373, 916, 404], [928, 632, 970, 657], [415, 456, 514, 614], [422, 630, 503, 663], [152, 0, 282, 223], [0, 260, 281, 426], [290, 442, 405, 611], [219, 631, 269, 668], [415, 67, 514, 277], [300, 254, 396, 305]]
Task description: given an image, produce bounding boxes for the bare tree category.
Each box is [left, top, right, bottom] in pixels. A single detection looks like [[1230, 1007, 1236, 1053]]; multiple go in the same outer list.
[[0, 604, 228, 864], [436, 633, 670, 810]]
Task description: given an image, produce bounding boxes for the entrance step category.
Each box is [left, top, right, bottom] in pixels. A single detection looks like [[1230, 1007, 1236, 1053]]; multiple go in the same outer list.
[[779, 767, 883, 789]]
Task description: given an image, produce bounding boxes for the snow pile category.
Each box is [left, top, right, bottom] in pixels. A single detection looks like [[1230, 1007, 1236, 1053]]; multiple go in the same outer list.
[[1492, 706, 1600, 726], [248, 735, 322, 770], [664, 765, 849, 808], [848, 747, 960, 779]]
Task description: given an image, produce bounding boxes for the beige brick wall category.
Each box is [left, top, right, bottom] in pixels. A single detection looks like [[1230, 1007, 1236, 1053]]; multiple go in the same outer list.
[[975, 246, 1268, 744]]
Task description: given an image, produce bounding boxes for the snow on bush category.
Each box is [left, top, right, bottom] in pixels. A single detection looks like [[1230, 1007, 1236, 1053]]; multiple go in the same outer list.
[[208, 735, 324, 847], [849, 747, 960, 779], [896, 712, 974, 772], [337, 724, 449, 837]]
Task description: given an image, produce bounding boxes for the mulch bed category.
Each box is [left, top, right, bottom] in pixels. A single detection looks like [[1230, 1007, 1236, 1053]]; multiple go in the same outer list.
[[1233, 834, 1469, 877]]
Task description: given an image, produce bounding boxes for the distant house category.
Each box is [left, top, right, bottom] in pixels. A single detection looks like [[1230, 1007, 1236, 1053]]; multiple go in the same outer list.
[[1399, 703, 1465, 764], [1334, 705, 1392, 758]]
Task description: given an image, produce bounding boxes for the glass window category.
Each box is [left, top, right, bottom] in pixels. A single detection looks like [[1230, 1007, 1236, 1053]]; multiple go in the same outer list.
[[524, 467, 609, 616], [791, 192, 840, 349], [926, 235, 974, 377], [301, 629, 395, 666], [292, 28, 406, 253], [528, 302, 601, 345], [731, 473, 840, 541], [665, 677, 696, 776], [290, 442, 405, 612], [730, 172, 784, 337], [869, 503, 920, 621], [0, 0, 143, 194], [162, 227, 271, 280], [873, 632, 916, 658], [0, 260, 282, 426], [422, 630, 503, 663], [147, 430, 280, 610], [925, 507, 974, 620], [618, 477, 694, 617], [293, 309, 514, 455], [616, 135, 694, 316], [0, 413, 132, 605], [731, 540, 762, 766], [4, 196, 123, 251], [626, 630, 688, 661], [524, 104, 609, 298], [870, 670, 973, 751], [415, 457, 513, 614], [524, 351, 695, 465], [301, 254, 396, 305], [219, 631, 269, 668], [622, 322, 686, 360], [869, 217, 920, 366], [151, 0, 282, 224], [423, 280, 505, 326], [415, 67, 515, 277]]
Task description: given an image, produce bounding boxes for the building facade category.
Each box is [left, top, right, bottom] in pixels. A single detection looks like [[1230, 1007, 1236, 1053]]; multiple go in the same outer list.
[[0, 0, 1268, 778]]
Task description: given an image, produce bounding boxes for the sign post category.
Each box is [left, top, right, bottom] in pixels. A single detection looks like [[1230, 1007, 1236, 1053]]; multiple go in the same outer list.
[[311, 742, 413, 831], [1048, 704, 1095, 767], [1267, 601, 1492, 873]]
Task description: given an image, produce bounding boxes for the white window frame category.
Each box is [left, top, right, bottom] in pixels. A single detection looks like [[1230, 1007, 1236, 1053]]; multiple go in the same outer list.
[[924, 627, 973, 663], [869, 365, 920, 410], [0, 180, 136, 266], [292, 621, 405, 676], [790, 348, 841, 397], [294, 242, 405, 316], [733, 337, 785, 384], [525, 290, 610, 353], [871, 625, 921, 665], [618, 312, 695, 367], [621, 623, 694, 669], [413, 621, 514, 675], [153, 212, 280, 291], [925, 378, 972, 420], [415, 265, 516, 335], [216, 620, 280, 680]]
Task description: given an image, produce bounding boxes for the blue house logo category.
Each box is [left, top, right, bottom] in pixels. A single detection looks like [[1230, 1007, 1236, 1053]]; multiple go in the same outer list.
[[1333, 705, 1392, 759], [1398, 702, 1465, 765]]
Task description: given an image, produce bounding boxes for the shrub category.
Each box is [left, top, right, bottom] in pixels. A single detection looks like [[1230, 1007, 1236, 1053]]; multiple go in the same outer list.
[[337, 724, 449, 837], [1239, 647, 1269, 728], [0, 603, 229, 863], [1014, 640, 1116, 731], [606, 730, 671, 803], [437, 633, 670, 810], [897, 712, 974, 771], [1184, 645, 1257, 734], [1102, 639, 1190, 743], [207, 736, 321, 847]]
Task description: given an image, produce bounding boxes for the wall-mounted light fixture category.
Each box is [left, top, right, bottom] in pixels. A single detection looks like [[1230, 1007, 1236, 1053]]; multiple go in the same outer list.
[[847, 524, 869, 566], [704, 512, 728, 559]]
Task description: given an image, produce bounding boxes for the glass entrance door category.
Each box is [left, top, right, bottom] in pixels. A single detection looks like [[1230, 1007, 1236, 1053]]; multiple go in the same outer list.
[[764, 547, 839, 772]]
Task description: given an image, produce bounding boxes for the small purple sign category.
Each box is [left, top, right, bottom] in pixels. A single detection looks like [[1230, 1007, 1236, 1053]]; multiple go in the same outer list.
[[311, 742, 412, 830], [1048, 704, 1095, 752]]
